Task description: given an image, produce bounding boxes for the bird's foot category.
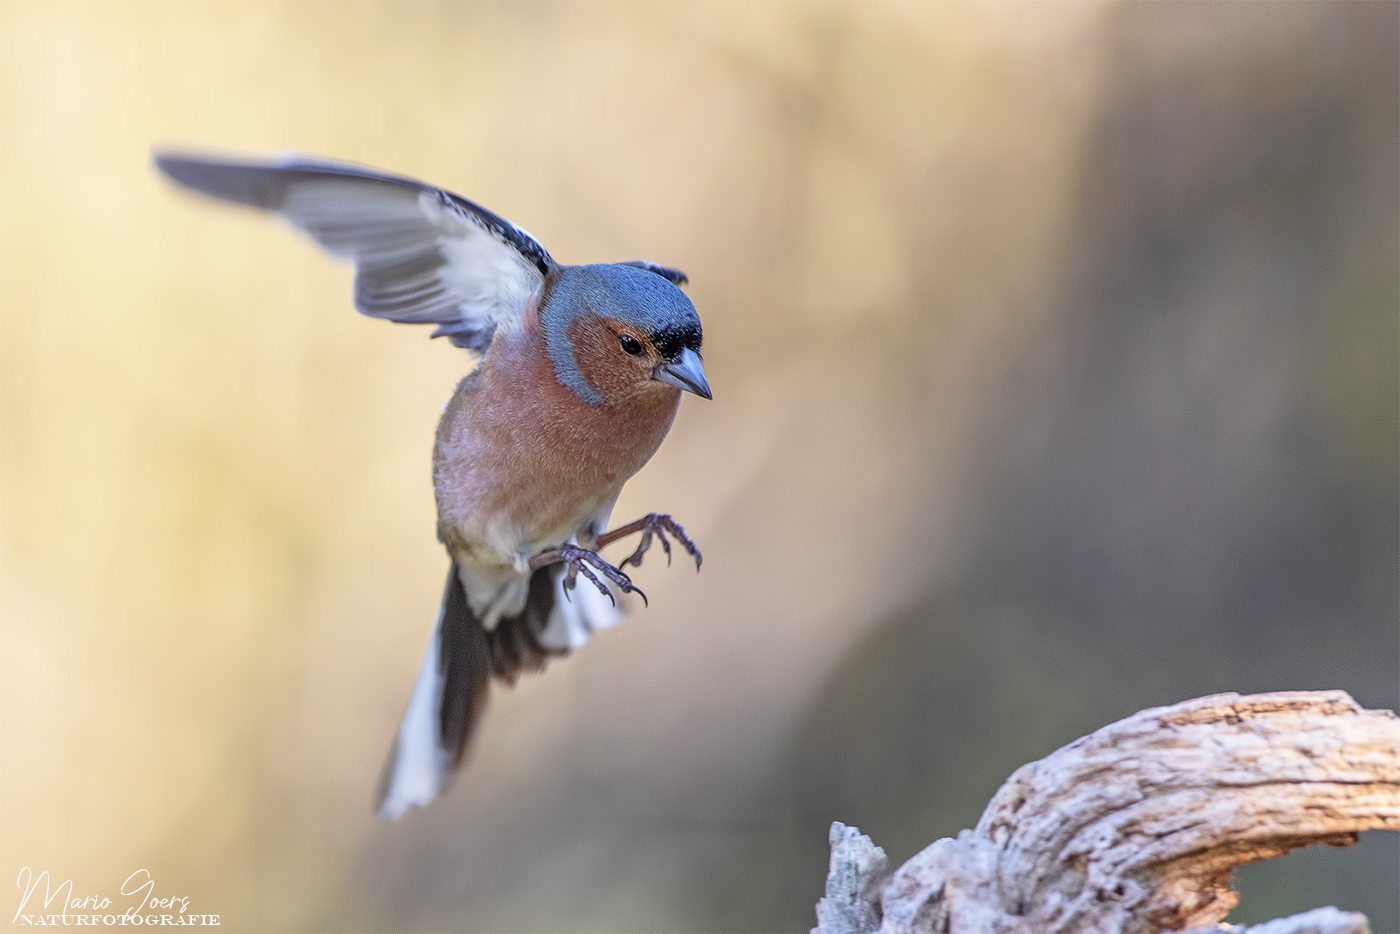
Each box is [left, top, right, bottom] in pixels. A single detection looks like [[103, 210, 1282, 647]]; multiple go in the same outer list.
[[534, 543, 646, 607], [598, 513, 702, 571]]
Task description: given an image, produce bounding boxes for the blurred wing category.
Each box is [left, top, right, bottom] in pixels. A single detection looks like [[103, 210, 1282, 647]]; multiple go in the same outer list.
[[155, 151, 553, 351]]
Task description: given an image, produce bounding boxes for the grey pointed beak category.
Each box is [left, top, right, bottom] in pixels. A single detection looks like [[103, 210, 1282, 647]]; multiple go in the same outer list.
[[653, 347, 712, 400]]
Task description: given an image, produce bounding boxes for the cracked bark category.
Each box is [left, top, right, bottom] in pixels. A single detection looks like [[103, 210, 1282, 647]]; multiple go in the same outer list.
[[812, 691, 1399, 934]]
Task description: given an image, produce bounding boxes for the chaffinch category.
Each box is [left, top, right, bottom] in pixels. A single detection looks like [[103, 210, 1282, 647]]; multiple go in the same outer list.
[[155, 152, 710, 820]]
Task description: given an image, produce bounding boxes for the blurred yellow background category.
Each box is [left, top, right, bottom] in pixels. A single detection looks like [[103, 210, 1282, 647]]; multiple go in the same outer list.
[[1, 2, 1395, 931]]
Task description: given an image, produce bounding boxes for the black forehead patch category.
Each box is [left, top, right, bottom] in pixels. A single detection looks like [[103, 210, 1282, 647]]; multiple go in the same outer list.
[[651, 321, 702, 360]]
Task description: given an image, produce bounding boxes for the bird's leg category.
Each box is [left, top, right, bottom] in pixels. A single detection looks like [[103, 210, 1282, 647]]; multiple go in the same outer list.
[[597, 513, 702, 571], [529, 543, 647, 607]]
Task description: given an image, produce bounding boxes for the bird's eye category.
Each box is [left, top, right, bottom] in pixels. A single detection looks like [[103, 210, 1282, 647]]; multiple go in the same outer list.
[[619, 335, 644, 356]]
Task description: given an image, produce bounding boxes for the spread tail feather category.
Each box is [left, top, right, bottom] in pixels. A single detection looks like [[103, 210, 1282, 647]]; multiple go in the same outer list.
[[375, 563, 598, 819], [375, 562, 489, 820]]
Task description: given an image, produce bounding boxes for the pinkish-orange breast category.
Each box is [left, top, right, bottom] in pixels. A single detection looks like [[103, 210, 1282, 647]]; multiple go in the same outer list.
[[433, 324, 680, 561]]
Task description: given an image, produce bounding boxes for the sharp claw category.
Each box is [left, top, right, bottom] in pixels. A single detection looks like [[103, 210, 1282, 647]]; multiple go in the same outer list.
[[583, 512, 702, 590], [571, 556, 616, 606], [655, 514, 701, 571], [559, 562, 577, 601], [577, 549, 647, 606], [625, 529, 653, 569], [540, 544, 626, 607]]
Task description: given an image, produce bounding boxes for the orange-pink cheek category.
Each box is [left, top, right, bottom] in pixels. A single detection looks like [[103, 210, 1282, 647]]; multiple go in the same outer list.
[[566, 316, 643, 402]]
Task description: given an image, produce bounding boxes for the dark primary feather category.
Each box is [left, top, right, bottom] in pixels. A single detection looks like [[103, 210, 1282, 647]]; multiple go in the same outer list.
[[619, 260, 689, 286], [155, 151, 552, 352]]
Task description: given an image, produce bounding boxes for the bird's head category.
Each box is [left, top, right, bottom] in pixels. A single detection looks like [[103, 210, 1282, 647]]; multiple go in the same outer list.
[[541, 264, 711, 406]]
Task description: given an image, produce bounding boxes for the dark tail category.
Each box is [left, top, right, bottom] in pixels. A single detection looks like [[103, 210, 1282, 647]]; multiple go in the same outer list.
[[375, 562, 565, 819]]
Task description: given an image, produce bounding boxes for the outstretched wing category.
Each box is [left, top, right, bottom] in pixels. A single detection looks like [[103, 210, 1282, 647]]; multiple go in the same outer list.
[[155, 151, 553, 351]]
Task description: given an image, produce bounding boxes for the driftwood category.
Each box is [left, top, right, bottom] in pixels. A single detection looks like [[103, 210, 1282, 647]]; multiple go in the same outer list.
[[813, 691, 1399, 934]]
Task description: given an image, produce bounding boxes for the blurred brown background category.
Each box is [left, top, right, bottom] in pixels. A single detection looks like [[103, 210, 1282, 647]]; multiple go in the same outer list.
[[1, 2, 1395, 931]]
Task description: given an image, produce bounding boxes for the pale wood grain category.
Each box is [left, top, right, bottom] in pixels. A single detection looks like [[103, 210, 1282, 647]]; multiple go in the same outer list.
[[814, 691, 1399, 934]]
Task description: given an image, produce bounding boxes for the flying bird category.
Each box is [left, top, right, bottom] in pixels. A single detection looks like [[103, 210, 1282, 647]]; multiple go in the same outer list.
[[155, 151, 710, 819]]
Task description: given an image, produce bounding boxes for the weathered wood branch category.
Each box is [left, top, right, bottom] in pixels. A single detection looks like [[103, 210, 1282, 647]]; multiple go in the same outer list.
[[813, 691, 1399, 934]]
